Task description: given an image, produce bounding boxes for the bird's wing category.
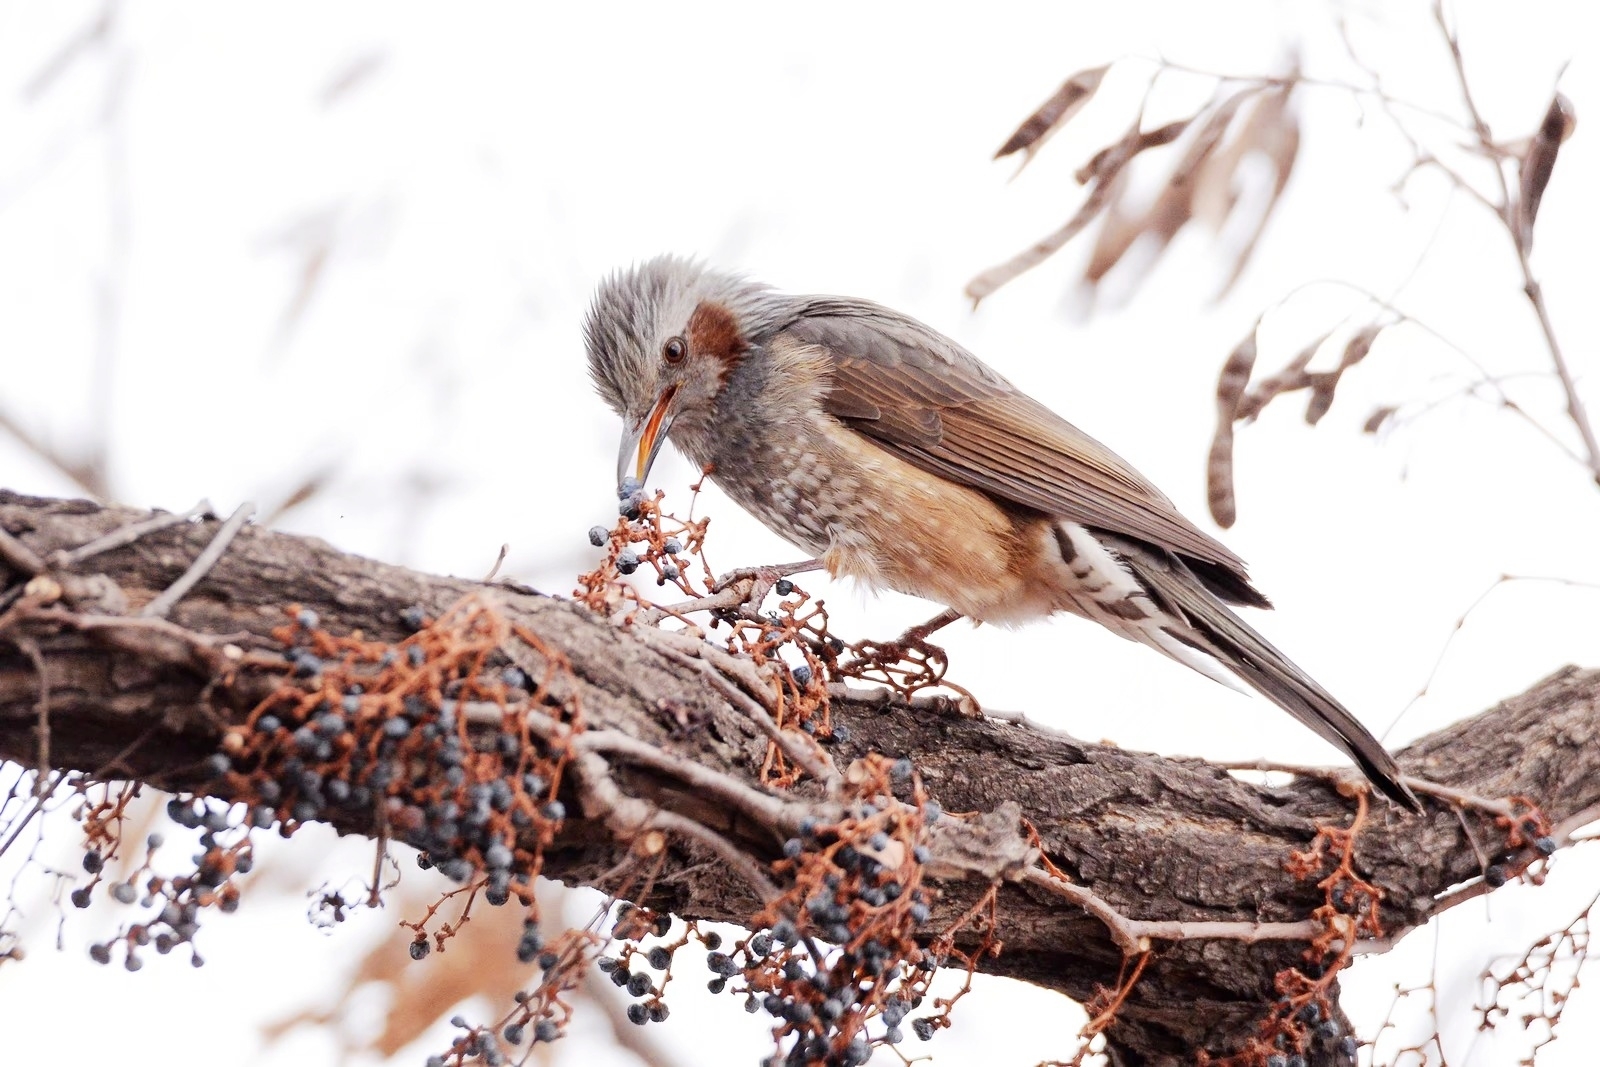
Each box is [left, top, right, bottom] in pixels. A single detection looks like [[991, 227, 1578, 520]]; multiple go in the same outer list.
[[783, 300, 1255, 582]]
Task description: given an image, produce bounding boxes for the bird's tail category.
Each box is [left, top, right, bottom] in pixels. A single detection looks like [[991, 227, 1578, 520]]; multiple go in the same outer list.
[[1110, 538, 1420, 812]]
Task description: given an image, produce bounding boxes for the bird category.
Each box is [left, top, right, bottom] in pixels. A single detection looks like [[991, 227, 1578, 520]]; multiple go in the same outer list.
[[584, 255, 1419, 811]]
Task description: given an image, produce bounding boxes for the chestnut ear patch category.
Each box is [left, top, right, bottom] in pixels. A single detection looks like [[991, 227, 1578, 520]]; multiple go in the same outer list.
[[687, 301, 749, 372]]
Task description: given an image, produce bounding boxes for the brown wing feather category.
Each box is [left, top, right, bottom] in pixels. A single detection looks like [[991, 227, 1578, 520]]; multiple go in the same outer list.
[[782, 304, 1262, 598]]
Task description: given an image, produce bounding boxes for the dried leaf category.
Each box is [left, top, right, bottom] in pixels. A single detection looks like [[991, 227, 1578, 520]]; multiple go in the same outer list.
[[995, 66, 1108, 166], [965, 184, 1112, 304], [1207, 330, 1259, 528], [1304, 371, 1339, 426], [1215, 329, 1259, 422], [968, 118, 1143, 304], [1084, 87, 1258, 285], [1362, 405, 1397, 434], [1518, 92, 1577, 248], [1074, 117, 1193, 185], [1237, 331, 1328, 421], [1203, 86, 1302, 296], [1338, 323, 1383, 369], [1301, 324, 1383, 425]]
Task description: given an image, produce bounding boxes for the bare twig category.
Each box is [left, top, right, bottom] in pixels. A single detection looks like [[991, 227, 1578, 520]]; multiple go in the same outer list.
[[576, 728, 810, 833], [1383, 573, 1600, 742], [16, 638, 49, 790], [1019, 866, 1326, 955], [1433, 1, 1600, 485], [139, 502, 254, 619], [0, 527, 45, 578], [48, 499, 212, 568], [498, 702, 810, 835], [646, 639, 842, 793], [570, 749, 782, 904], [0, 771, 64, 860], [482, 543, 509, 583]]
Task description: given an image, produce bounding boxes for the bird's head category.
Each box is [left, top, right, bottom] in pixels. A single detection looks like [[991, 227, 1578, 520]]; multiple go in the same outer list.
[[584, 256, 779, 490]]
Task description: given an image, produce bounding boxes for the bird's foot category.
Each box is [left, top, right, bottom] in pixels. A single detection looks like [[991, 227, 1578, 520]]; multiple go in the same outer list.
[[890, 608, 963, 647], [833, 610, 967, 702]]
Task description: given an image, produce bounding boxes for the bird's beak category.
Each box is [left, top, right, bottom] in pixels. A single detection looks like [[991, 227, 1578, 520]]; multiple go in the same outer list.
[[617, 384, 678, 489]]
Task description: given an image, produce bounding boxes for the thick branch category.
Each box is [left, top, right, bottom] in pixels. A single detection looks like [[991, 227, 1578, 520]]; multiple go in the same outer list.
[[1, 490, 1596, 1064]]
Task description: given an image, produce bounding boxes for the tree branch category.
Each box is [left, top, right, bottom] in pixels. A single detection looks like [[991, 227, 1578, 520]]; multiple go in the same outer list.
[[1, 489, 1596, 1063]]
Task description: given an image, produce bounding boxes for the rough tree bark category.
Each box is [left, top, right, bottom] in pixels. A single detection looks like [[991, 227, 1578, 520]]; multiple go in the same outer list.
[[1, 489, 1597, 1065]]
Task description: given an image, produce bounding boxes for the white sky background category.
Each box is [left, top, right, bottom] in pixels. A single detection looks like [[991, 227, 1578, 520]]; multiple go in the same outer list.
[[0, 1, 1597, 1064]]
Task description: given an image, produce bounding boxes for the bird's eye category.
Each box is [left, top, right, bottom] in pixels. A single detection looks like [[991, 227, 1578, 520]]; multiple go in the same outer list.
[[662, 336, 688, 365]]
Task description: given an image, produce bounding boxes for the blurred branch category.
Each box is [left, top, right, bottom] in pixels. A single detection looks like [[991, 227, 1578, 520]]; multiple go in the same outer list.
[[1, 490, 1597, 1062], [21, 0, 117, 102], [0, 409, 110, 501]]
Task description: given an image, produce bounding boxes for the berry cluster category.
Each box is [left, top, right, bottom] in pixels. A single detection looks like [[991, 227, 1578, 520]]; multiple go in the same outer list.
[[574, 477, 710, 612], [599, 903, 681, 1026], [720, 754, 971, 1066], [1485, 800, 1558, 888], [229, 599, 577, 932], [427, 926, 602, 1066], [1208, 796, 1388, 1066], [71, 596, 586, 1008], [74, 813, 242, 971]]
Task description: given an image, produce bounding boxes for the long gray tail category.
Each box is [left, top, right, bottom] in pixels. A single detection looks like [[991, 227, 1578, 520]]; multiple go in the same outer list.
[[1112, 538, 1420, 812]]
